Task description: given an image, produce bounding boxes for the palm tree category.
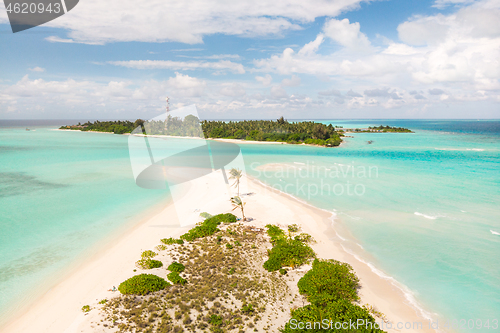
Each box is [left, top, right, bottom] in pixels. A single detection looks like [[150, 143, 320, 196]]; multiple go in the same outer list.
[[229, 168, 243, 196], [231, 196, 246, 221]]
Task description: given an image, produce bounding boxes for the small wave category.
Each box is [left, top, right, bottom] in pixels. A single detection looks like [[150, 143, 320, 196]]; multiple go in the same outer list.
[[340, 244, 434, 321], [491, 230, 500, 236], [414, 212, 438, 220], [434, 148, 485, 151]]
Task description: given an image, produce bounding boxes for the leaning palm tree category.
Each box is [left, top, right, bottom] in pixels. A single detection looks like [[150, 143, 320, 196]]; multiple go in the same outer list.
[[230, 196, 246, 221], [229, 168, 243, 196]]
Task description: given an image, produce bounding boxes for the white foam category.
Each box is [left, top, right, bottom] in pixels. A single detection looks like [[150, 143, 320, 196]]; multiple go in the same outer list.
[[293, 162, 305, 165], [491, 230, 500, 236], [340, 244, 435, 322], [414, 212, 438, 220]]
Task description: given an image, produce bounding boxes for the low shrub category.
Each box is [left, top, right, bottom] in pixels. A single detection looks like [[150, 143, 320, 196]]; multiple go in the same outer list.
[[279, 268, 287, 275], [98, 299, 107, 304], [263, 238, 315, 271], [180, 213, 237, 242], [294, 233, 314, 244], [241, 303, 255, 314], [226, 243, 233, 249], [209, 314, 223, 326], [141, 250, 157, 258], [167, 271, 187, 285], [265, 224, 285, 241], [282, 300, 381, 333], [136, 258, 163, 269], [234, 240, 242, 246], [167, 262, 185, 273], [229, 268, 235, 275], [287, 224, 300, 233], [81, 305, 91, 313], [118, 274, 170, 295], [297, 259, 359, 303], [161, 238, 184, 245]]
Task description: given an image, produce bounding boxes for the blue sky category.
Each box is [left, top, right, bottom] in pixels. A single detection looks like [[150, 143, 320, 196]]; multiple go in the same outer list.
[[0, 0, 499, 119]]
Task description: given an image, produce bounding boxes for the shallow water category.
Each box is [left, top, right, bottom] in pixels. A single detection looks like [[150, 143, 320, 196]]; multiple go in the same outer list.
[[0, 120, 498, 331]]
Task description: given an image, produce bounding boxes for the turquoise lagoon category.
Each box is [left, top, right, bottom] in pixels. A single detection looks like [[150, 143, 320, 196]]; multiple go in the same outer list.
[[0, 120, 499, 331]]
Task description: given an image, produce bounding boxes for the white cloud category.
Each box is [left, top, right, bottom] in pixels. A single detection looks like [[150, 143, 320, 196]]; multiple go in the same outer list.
[[108, 59, 245, 74], [397, 15, 450, 46], [28, 67, 45, 72], [254, 0, 500, 104], [220, 83, 246, 97], [281, 75, 301, 86], [323, 18, 372, 52], [298, 34, 324, 56], [433, 0, 475, 9], [270, 86, 288, 99], [255, 74, 273, 86], [166, 73, 206, 97], [16, 0, 367, 44]]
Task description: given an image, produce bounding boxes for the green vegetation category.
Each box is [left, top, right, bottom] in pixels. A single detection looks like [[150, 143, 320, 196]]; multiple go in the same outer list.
[[167, 271, 187, 285], [141, 250, 157, 259], [81, 305, 91, 313], [263, 225, 315, 271], [202, 117, 343, 147], [282, 259, 383, 332], [118, 274, 170, 295], [297, 259, 360, 304], [99, 299, 107, 304], [180, 213, 237, 242], [96, 216, 384, 333], [226, 243, 234, 249], [59, 120, 145, 134], [161, 238, 184, 245], [167, 262, 185, 273], [365, 125, 412, 133], [60, 116, 344, 147], [136, 258, 163, 269]]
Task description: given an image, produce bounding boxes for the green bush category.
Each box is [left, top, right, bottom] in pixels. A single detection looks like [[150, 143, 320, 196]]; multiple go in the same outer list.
[[167, 271, 187, 285], [234, 240, 242, 246], [167, 262, 185, 273], [229, 268, 235, 275], [98, 299, 107, 304], [136, 258, 163, 269], [265, 224, 285, 241], [180, 213, 237, 242], [263, 238, 315, 271], [81, 305, 91, 313], [118, 274, 170, 295], [226, 243, 233, 249], [294, 233, 314, 243], [279, 268, 288, 275], [241, 303, 255, 314], [161, 238, 184, 245], [288, 224, 300, 233], [141, 250, 157, 258], [297, 259, 360, 303], [282, 300, 382, 332], [209, 314, 223, 326]]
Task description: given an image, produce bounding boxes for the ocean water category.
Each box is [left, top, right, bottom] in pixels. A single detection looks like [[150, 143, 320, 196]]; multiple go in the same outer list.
[[0, 125, 169, 326], [0, 120, 499, 331], [240, 120, 500, 330]]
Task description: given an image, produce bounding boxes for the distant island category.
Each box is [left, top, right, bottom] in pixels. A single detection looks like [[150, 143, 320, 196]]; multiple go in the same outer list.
[[59, 117, 412, 147]]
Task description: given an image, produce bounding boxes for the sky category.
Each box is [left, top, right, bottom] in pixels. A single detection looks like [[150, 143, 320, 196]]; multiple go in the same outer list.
[[0, 0, 499, 120]]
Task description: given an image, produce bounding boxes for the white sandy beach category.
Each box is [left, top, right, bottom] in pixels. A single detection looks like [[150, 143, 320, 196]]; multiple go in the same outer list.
[[2, 170, 437, 333]]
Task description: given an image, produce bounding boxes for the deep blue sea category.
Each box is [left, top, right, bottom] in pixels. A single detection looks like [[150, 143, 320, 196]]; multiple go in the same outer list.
[[0, 119, 499, 331]]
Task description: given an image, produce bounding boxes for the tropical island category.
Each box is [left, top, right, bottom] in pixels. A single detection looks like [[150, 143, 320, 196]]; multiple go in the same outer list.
[[59, 117, 412, 147]]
